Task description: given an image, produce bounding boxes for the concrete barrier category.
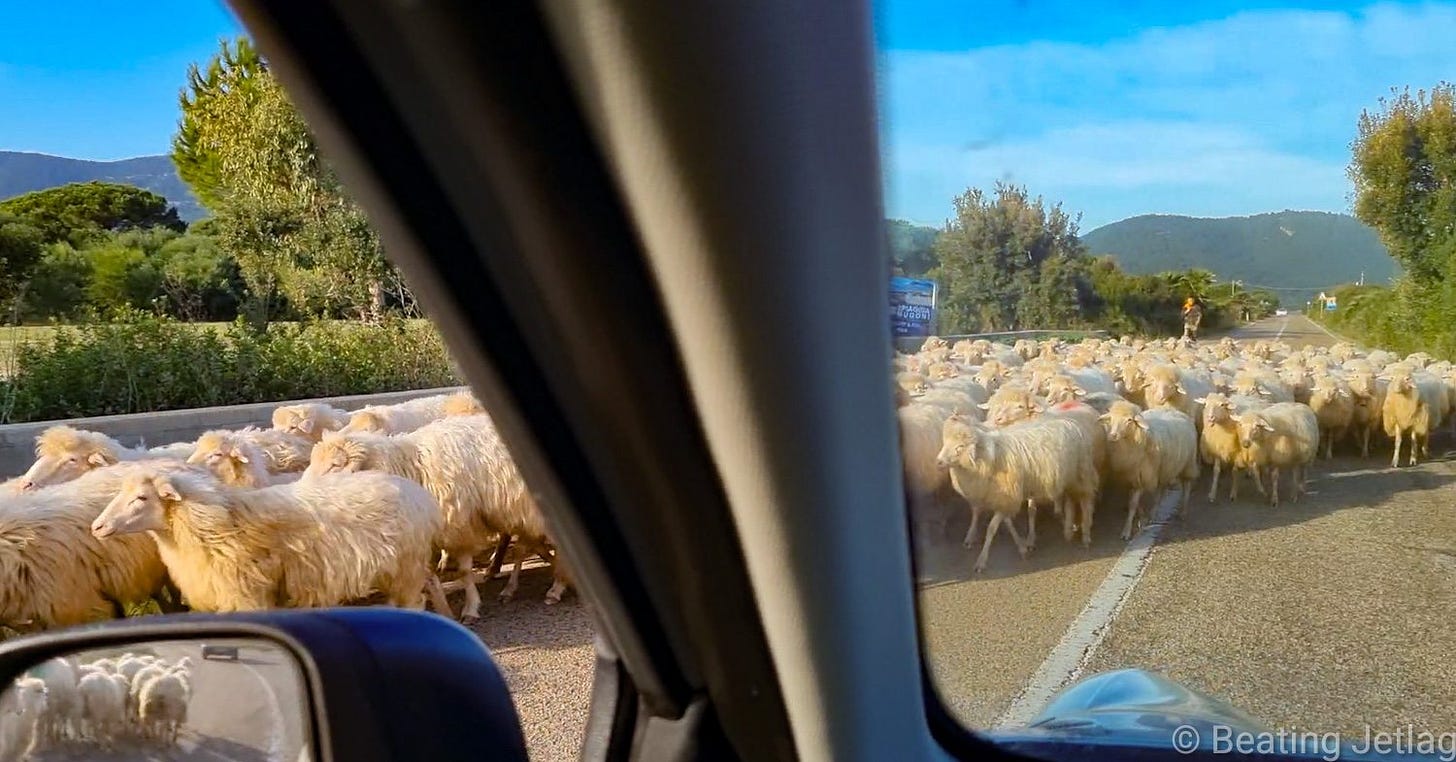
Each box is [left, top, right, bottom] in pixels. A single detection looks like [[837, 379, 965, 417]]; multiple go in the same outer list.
[[0, 386, 468, 478]]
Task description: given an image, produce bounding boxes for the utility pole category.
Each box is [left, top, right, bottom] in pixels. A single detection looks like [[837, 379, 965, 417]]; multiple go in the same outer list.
[[1359, 271, 1365, 286]]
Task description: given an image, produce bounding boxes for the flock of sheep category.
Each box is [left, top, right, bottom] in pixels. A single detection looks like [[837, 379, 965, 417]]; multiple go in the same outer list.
[[895, 334, 1454, 572], [3, 652, 192, 757], [0, 390, 570, 633]]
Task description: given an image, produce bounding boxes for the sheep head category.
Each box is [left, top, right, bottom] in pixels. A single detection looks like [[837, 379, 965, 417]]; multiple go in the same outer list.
[[92, 470, 181, 538], [1233, 414, 1276, 449], [304, 433, 376, 479], [19, 426, 118, 491], [936, 416, 984, 468], [1100, 402, 1147, 442]]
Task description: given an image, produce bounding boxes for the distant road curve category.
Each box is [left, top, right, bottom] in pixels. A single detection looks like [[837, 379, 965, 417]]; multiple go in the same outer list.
[[1217, 313, 1343, 349]]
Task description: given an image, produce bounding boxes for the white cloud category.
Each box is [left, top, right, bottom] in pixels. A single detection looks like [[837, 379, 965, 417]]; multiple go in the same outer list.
[[879, 2, 1456, 226]]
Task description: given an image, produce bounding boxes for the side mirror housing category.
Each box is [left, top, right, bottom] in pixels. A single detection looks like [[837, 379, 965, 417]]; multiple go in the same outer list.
[[0, 609, 527, 762]]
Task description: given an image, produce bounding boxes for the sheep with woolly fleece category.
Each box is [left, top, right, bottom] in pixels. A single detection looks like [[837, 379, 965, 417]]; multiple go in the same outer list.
[[895, 371, 931, 396], [188, 435, 303, 488], [77, 671, 126, 748], [1231, 370, 1295, 403], [92, 467, 448, 614], [189, 427, 311, 476], [1233, 403, 1319, 506], [1101, 401, 1199, 539], [2, 676, 47, 759], [443, 391, 486, 417], [914, 388, 981, 420], [0, 462, 179, 629], [980, 385, 1043, 427], [1140, 363, 1213, 429], [340, 393, 454, 435], [305, 415, 569, 617], [136, 671, 189, 744], [971, 361, 1008, 393], [1195, 393, 1267, 502], [28, 657, 77, 745], [1381, 365, 1446, 468], [13, 426, 191, 491], [272, 402, 351, 441], [937, 412, 1099, 569], [932, 375, 991, 405], [925, 361, 962, 381], [1308, 375, 1355, 460], [950, 339, 981, 364], [920, 336, 948, 353], [1346, 370, 1389, 458], [897, 403, 954, 540]]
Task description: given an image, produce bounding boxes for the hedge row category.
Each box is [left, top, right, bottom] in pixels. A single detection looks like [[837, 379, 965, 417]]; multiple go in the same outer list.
[[0, 313, 461, 423]]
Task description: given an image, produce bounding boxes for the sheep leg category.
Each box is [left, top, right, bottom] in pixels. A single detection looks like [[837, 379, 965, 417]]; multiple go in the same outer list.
[[486, 535, 514, 580], [1026, 500, 1037, 549], [973, 513, 1005, 573], [1178, 480, 1192, 513], [1361, 425, 1372, 459], [1248, 465, 1266, 495], [1228, 464, 1240, 501], [1002, 513, 1030, 559], [1269, 467, 1280, 507], [1324, 431, 1334, 460], [1413, 432, 1424, 466], [1079, 496, 1094, 548], [1121, 489, 1142, 541], [1062, 499, 1076, 542], [500, 558, 526, 602], [1207, 460, 1221, 503], [425, 574, 453, 618], [962, 504, 984, 549], [1391, 428, 1403, 469], [456, 555, 483, 622]]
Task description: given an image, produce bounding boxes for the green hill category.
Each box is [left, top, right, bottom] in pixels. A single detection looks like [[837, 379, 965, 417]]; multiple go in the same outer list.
[[1082, 211, 1396, 306], [0, 151, 203, 221]]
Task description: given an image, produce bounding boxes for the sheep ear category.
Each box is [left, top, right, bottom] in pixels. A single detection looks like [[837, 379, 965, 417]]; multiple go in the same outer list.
[[298, 418, 315, 434], [1258, 420, 1275, 432], [1134, 416, 1149, 430], [1176, 384, 1187, 394], [155, 478, 181, 503], [1072, 388, 1086, 397], [976, 403, 991, 410], [1258, 388, 1271, 396], [87, 452, 109, 467], [1098, 413, 1112, 422], [1193, 397, 1207, 405], [230, 447, 250, 464]]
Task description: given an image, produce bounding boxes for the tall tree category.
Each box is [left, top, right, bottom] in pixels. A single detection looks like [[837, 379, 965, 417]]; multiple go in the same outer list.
[[171, 37, 394, 322], [0, 182, 184, 245], [0, 212, 45, 306], [928, 183, 1086, 333], [1349, 84, 1456, 282]]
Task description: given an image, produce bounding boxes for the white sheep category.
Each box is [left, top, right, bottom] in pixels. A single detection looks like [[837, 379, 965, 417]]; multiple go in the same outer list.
[[188, 427, 311, 475], [2, 676, 47, 759], [442, 391, 486, 417], [1381, 365, 1446, 468], [28, 657, 78, 745], [1234, 403, 1319, 506], [0, 463, 177, 629], [13, 426, 191, 491], [1346, 371, 1388, 458], [187, 432, 305, 488], [1308, 375, 1355, 460], [936, 412, 1098, 571], [77, 670, 126, 748], [91, 467, 447, 613], [1101, 401, 1199, 539], [1196, 393, 1267, 502], [897, 402, 952, 539], [272, 402, 352, 441], [306, 415, 569, 618], [137, 671, 189, 744], [1140, 363, 1214, 429], [339, 393, 454, 435]]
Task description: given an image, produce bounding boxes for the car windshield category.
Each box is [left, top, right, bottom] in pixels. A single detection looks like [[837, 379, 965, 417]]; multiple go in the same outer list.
[[0, 4, 587, 759], [877, 0, 1456, 756]]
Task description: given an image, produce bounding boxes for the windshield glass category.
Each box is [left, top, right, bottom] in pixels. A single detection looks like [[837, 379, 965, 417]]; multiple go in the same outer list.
[[0, 4, 588, 759], [877, 0, 1456, 755]]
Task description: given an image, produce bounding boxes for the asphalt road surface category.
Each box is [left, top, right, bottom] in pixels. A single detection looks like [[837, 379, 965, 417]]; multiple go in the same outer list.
[[921, 314, 1456, 741]]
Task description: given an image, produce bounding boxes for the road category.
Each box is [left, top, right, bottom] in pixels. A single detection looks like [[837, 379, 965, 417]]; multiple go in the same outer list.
[[922, 314, 1456, 740]]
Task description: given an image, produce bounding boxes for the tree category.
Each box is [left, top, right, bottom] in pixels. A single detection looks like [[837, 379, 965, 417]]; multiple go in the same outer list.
[[21, 244, 93, 321], [1349, 84, 1456, 282], [0, 182, 183, 246], [84, 242, 163, 313], [887, 219, 939, 277], [155, 233, 245, 320], [0, 212, 45, 307], [929, 183, 1086, 333], [172, 37, 396, 322]]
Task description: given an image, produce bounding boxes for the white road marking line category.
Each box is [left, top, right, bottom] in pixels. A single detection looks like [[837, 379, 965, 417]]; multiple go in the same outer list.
[[994, 489, 1182, 728], [1276, 317, 1289, 340]]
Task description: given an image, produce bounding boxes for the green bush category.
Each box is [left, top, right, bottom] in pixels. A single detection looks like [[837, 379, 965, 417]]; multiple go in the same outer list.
[[0, 311, 460, 423]]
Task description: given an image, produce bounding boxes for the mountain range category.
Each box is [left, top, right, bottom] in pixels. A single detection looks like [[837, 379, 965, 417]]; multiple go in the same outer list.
[[1082, 211, 1396, 304], [0, 151, 203, 221]]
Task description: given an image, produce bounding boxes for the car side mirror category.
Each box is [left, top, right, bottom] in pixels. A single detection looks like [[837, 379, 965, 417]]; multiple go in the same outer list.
[[0, 609, 527, 762]]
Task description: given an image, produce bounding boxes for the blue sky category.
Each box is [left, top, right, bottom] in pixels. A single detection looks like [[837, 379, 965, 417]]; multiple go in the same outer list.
[[877, 0, 1456, 229], [0, 2, 243, 160], [3, 2, 1453, 232]]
